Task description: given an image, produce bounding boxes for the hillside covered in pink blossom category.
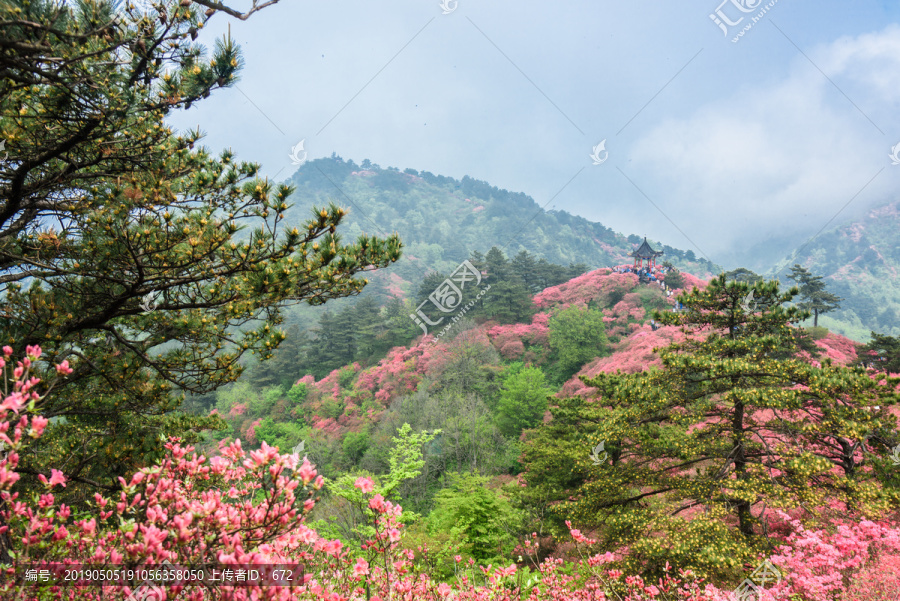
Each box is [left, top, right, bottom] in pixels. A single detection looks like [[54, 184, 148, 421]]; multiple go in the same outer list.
[[276, 267, 870, 441]]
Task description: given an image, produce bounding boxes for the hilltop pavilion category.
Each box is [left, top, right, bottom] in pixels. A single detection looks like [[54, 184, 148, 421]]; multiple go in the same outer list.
[[631, 237, 663, 270]]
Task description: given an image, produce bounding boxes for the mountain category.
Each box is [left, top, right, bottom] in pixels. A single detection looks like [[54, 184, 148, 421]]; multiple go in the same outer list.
[[282, 156, 721, 303], [210, 268, 862, 456], [768, 200, 900, 341], [276, 156, 897, 342]]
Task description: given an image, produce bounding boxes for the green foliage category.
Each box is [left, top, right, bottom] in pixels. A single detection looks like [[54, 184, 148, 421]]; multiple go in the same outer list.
[[287, 382, 309, 405], [311, 423, 437, 546], [383, 386, 515, 508], [248, 386, 283, 416], [496, 365, 553, 437], [634, 283, 669, 314], [665, 268, 686, 289], [383, 423, 439, 499], [476, 248, 535, 323], [855, 331, 900, 373], [724, 268, 764, 284], [320, 397, 344, 420], [342, 430, 370, 465], [787, 264, 843, 327], [0, 0, 402, 500], [246, 324, 310, 389], [426, 472, 519, 563], [548, 305, 609, 382], [338, 368, 356, 389], [806, 325, 829, 340], [254, 418, 306, 454], [523, 275, 900, 580]]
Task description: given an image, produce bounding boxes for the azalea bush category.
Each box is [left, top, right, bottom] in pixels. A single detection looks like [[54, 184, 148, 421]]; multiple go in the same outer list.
[[766, 511, 900, 601], [2, 346, 900, 601]]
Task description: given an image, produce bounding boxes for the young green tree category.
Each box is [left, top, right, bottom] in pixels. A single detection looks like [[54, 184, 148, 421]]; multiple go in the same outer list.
[[663, 268, 686, 289], [480, 247, 534, 323], [523, 276, 900, 579], [855, 331, 900, 373], [426, 471, 519, 563], [787, 264, 843, 327], [547, 305, 608, 381], [495, 364, 554, 437], [312, 423, 439, 545], [0, 0, 401, 501]]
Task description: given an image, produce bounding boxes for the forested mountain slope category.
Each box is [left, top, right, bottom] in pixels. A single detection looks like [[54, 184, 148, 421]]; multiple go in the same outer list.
[[770, 200, 900, 340], [282, 156, 720, 303]]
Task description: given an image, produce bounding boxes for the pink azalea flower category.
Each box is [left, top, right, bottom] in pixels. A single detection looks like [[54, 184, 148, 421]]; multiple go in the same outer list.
[[354, 476, 374, 493], [352, 557, 369, 578]]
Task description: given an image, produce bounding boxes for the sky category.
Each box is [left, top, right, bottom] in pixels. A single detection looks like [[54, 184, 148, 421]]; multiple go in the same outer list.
[[166, 0, 900, 271]]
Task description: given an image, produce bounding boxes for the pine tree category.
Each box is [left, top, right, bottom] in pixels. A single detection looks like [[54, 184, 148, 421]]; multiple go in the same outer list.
[[511, 250, 539, 292], [416, 271, 449, 307], [480, 247, 533, 323], [664, 267, 686, 289], [246, 324, 309, 390], [855, 331, 900, 373], [351, 296, 383, 363], [724, 267, 763, 284], [786, 264, 843, 327], [0, 0, 401, 499], [522, 276, 900, 578], [375, 297, 420, 355]]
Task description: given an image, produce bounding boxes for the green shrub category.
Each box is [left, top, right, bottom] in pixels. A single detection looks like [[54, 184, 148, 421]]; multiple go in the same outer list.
[[320, 397, 343, 420], [254, 418, 306, 454], [548, 305, 608, 382], [426, 472, 520, 564], [342, 430, 370, 465], [496, 366, 553, 437], [338, 368, 356, 389], [245, 385, 283, 417], [287, 382, 308, 406], [806, 326, 829, 340]]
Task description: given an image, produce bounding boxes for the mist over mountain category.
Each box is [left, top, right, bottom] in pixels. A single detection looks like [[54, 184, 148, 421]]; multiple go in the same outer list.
[[767, 200, 900, 340], [282, 156, 720, 300], [277, 156, 897, 342]]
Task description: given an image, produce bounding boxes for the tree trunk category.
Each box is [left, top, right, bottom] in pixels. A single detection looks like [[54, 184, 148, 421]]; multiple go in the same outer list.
[[733, 400, 754, 537]]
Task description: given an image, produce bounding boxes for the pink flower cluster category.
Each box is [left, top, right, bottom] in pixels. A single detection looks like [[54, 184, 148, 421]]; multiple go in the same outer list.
[[764, 512, 900, 601], [558, 326, 687, 397], [534, 270, 639, 310], [487, 313, 551, 351]]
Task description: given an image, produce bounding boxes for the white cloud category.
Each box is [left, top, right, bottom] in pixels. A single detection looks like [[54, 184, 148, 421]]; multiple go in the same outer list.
[[629, 25, 900, 263]]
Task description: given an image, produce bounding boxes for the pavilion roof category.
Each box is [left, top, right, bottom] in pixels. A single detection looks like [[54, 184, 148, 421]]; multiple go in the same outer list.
[[631, 237, 663, 258]]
